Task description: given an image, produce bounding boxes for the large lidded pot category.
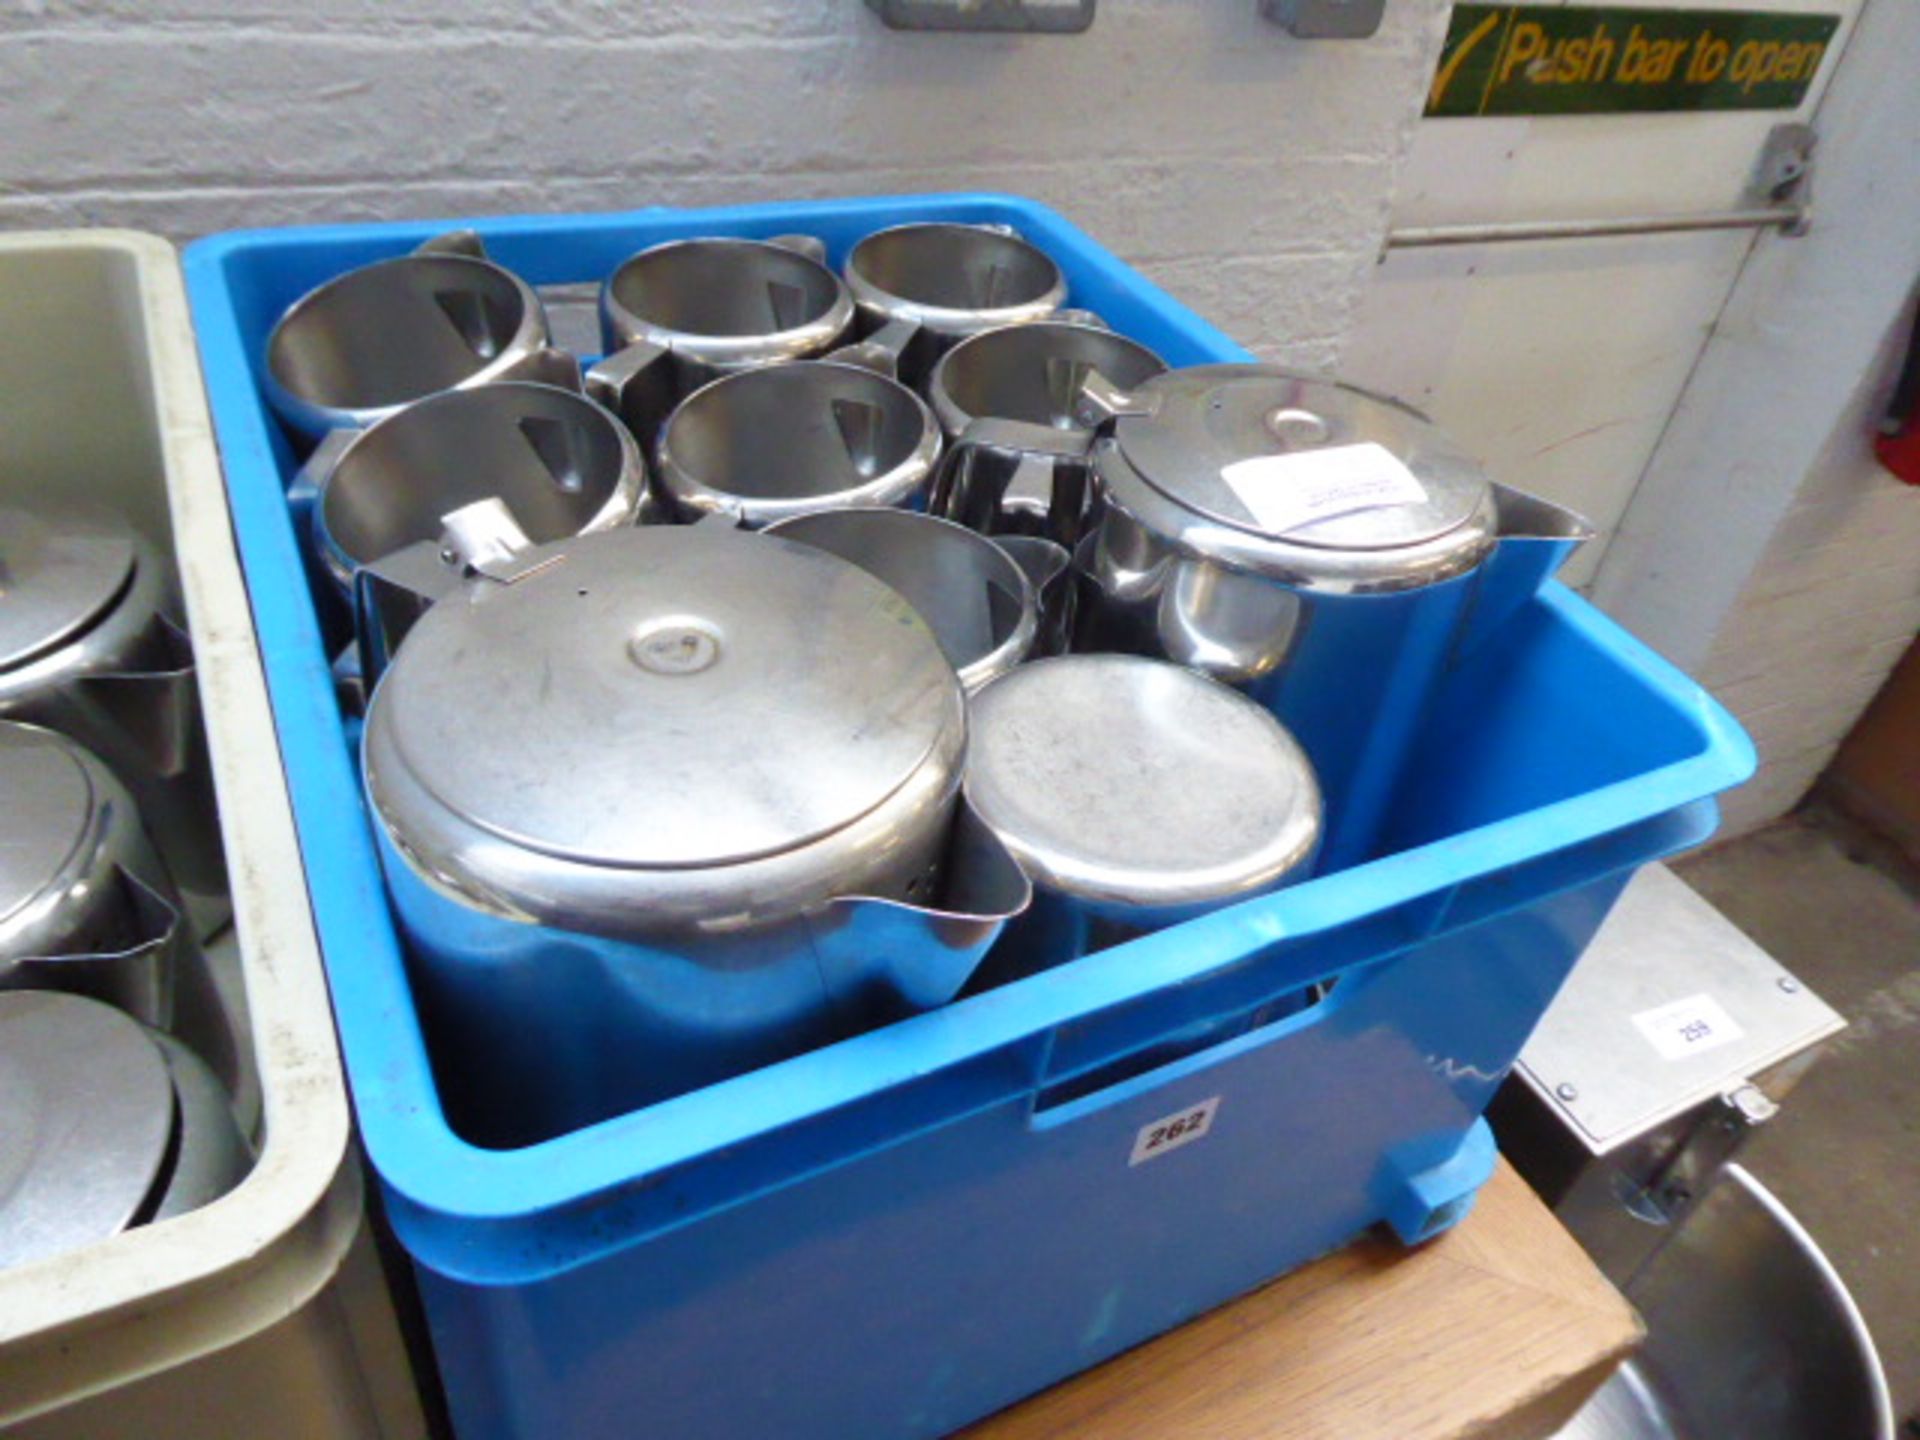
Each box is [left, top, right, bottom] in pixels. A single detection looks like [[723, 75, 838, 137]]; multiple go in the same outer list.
[[995, 365, 1589, 870], [362, 521, 1029, 1147], [0, 502, 226, 931]]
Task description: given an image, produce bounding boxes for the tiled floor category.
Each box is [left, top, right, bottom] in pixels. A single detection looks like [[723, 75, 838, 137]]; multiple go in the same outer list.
[[1674, 802, 1920, 1427]]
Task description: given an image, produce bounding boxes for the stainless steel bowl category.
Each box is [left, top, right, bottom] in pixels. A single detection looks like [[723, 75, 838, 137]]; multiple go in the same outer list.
[[1554, 1165, 1893, 1440]]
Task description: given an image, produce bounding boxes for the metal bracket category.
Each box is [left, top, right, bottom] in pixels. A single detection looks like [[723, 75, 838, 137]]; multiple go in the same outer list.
[[1751, 122, 1817, 236], [866, 0, 1095, 33], [1260, 0, 1386, 39], [1627, 1083, 1778, 1230]]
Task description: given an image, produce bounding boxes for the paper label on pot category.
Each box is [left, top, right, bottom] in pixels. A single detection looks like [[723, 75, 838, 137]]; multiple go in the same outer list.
[[1129, 1096, 1221, 1166], [1631, 992, 1744, 1062], [1220, 442, 1428, 535]]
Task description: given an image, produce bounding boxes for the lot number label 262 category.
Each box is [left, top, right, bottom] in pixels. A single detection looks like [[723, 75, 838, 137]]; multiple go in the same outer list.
[[1129, 1097, 1222, 1167]]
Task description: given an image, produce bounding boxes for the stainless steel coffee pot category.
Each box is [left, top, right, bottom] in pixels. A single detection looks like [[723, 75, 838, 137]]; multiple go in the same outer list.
[[938, 365, 1592, 869], [0, 719, 188, 1029], [1083, 366, 1590, 867], [0, 503, 227, 930], [361, 520, 1029, 1144]]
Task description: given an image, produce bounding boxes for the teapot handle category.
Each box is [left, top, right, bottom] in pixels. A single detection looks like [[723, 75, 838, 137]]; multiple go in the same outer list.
[[928, 417, 1098, 547]]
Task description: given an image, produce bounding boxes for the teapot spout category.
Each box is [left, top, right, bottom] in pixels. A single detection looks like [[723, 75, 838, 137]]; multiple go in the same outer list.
[[1455, 483, 1594, 660], [807, 804, 1032, 1027]]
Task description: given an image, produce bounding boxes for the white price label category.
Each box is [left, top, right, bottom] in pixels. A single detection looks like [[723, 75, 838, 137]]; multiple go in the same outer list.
[[1219, 442, 1428, 535], [1631, 993, 1745, 1062], [1128, 1096, 1221, 1167]]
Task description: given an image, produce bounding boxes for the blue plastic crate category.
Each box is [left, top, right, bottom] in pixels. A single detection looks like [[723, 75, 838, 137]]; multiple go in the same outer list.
[[184, 194, 1753, 1440]]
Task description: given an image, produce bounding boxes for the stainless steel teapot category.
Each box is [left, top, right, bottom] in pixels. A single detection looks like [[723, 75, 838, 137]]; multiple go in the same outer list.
[[934, 364, 1591, 868], [360, 519, 1029, 1144]]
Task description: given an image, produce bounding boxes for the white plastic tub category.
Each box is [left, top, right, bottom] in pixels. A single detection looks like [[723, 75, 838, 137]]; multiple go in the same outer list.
[[0, 230, 426, 1439]]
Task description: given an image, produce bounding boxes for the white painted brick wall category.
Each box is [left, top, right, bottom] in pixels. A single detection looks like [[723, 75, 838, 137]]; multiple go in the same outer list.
[[0, 0, 1452, 370], [1700, 302, 1920, 838]]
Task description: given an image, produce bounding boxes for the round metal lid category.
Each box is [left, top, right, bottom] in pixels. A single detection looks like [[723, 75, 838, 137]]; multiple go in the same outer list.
[[964, 655, 1321, 908], [375, 523, 963, 871], [1106, 366, 1490, 551], [0, 504, 138, 671], [0, 722, 97, 931], [0, 991, 176, 1270]]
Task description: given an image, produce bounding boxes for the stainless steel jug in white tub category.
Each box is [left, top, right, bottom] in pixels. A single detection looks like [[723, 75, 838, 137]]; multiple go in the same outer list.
[[0, 990, 251, 1272], [0, 503, 227, 931], [359, 520, 1029, 1145]]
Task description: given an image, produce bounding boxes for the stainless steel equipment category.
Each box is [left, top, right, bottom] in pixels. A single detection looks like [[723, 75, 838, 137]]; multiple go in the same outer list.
[[0, 990, 251, 1271], [0, 503, 226, 929], [361, 520, 1029, 1144], [264, 232, 554, 438], [942, 364, 1589, 868], [963, 653, 1321, 981], [1495, 864, 1892, 1440], [843, 223, 1069, 384], [765, 508, 1056, 690], [1553, 1164, 1894, 1440], [654, 360, 942, 526], [303, 380, 650, 593], [1494, 863, 1846, 1281], [590, 234, 855, 444]]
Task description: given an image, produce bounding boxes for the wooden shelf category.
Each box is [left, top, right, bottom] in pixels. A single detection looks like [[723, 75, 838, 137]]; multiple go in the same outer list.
[[966, 1159, 1640, 1440]]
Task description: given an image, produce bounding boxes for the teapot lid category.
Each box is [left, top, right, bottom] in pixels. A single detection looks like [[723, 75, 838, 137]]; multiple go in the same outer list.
[[368, 523, 963, 872], [0, 722, 99, 935], [964, 655, 1321, 909], [1097, 366, 1491, 553], [0, 991, 176, 1269], [0, 504, 139, 671]]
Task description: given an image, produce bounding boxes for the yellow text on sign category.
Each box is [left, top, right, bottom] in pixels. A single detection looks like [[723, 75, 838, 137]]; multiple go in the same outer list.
[[1500, 21, 1827, 95]]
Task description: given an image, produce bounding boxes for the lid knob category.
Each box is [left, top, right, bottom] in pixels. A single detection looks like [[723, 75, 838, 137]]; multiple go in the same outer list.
[[630, 618, 724, 676]]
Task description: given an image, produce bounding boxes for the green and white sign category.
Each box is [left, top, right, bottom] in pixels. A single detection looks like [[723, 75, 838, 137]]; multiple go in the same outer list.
[[1427, 5, 1840, 117]]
